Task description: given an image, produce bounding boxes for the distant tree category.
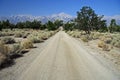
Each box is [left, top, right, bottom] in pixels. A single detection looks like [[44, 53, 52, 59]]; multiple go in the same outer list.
[[31, 20, 41, 29], [16, 22, 25, 29], [115, 25, 120, 32], [24, 21, 32, 28], [0, 21, 3, 31], [76, 6, 107, 34], [54, 20, 63, 29], [9, 23, 15, 30], [76, 6, 95, 34], [2, 20, 11, 29], [64, 22, 75, 31], [98, 20, 107, 32], [40, 24, 47, 30], [46, 21, 55, 30], [109, 19, 117, 33]]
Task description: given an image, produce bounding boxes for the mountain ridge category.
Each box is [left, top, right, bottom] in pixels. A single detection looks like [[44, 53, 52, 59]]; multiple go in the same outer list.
[[0, 12, 74, 24], [0, 12, 120, 25]]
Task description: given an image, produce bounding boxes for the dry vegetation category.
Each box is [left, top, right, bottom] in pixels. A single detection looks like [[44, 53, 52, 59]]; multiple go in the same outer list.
[[67, 30, 120, 48], [0, 29, 58, 69], [67, 30, 120, 70]]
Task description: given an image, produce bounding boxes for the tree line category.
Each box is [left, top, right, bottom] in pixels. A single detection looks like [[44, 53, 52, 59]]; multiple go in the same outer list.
[[0, 6, 120, 33], [0, 19, 63, 31]]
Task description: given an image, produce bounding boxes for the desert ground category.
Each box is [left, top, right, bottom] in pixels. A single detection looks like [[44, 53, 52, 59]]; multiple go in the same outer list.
[[0, 31, 120, 80]]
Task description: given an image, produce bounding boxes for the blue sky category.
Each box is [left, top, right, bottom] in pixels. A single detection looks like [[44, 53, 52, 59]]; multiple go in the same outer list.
[[0, 0, 120, 16]]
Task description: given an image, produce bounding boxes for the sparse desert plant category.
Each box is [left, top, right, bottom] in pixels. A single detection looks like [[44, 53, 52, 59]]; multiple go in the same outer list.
[[0, 41, 10, 55], [0, 52, 7, 66], [22, 32, 30, 38], [98, 40, 110, 51], [0, 31, 14, 37], [92, 32, 103, 40], [14, 32, 23, 38], [67, 30, 81, 38], [111, 34, 120, 48], [80, 31, 86, 35], [21, 39, 33, 49], [99, 36, 112, 44], [29, 36, 43, 43], [27, 33, 43, 43], [81, 35, 89, 42], [104, 38, 112, 44], [41, 33, 49, 40], [1, 37, 15, 44], [9, 44, 23, 59], [0, 41, 10, 67]]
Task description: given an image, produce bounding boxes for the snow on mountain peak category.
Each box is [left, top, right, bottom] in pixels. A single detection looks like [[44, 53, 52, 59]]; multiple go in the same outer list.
[[0, 12, 74, 24], [51, 12, 72, 18]]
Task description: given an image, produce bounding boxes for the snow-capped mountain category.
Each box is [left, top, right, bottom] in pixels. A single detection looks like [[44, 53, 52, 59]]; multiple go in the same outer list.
[[103, 15, 120, 25], [0, 12, 74, 24], [0, 13, 120, 25]]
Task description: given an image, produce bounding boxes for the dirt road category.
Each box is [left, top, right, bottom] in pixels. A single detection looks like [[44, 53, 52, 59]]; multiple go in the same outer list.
[[18, 31, 120, 80]]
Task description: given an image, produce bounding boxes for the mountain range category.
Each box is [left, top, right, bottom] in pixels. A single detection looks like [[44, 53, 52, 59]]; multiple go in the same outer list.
[[0, 12, 74, 24], [0, 12, 120, 26]]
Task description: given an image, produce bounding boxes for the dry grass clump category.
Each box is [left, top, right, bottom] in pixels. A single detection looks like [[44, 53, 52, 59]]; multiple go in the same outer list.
[[21, 39, 33, 49], [28, 36, 43, 43], [0, 37, 15, 44], [14, 32, 23, 38], [67, 30, 93, 42], [0, 53, 7, 66], [22, 32, 30, 38], [99, 35, 112, 44], [0, 41, 10, 55], [81, 35, 89, 42], [0, 30, 14, 37], [98, 41, 110, 51], [0, 41, 10, 67], [90, 32, 104, 40], [27, 31, 43, 43], [111, 34, 120, 48], [67, 30, 81, 38], [27, 30, 57, 43], [14, 31, 30, 38], [9, 44, 23, 59]]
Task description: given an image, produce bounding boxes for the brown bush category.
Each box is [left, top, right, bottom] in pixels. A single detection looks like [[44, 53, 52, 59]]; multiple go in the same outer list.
[[98, 41, 110, 51], [0, 41, 10, 55], [21, 39, 33, 49], [0, 41, 10, 67], [0, 53, 7, 66]]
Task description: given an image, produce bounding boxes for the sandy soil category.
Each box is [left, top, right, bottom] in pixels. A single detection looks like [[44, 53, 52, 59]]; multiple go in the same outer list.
[[0, 31, 120, 80], [0, 35, 53, 80], [86, 39, 120, 71]]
